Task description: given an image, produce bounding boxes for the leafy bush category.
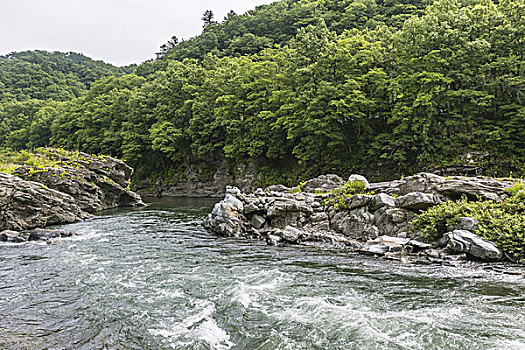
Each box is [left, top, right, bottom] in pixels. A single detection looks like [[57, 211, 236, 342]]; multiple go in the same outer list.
[[324, 180, 367, 211], [411, 182, 525, 263]]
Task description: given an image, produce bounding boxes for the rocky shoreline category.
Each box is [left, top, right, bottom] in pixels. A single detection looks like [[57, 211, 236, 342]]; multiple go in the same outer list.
[[203, 173, 525, 274], [0, 149, 144, 243]]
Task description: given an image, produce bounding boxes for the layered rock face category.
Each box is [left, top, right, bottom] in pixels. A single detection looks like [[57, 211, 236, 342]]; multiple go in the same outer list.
[[0, 149, 144, 243], [13, 151, 144, 212], [0, 172, 89, 232], [203, 173, 515, 264]]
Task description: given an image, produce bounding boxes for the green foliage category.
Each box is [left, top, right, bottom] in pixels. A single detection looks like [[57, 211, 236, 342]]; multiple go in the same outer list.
[[0, 0, 524, 185], [411, 184, 525, 262], [0, 149, 61, 172], [0, 51, 132, 102], [324, 180, 367, 210]]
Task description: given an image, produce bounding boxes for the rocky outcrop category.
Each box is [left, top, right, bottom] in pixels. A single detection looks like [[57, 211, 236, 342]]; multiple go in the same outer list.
[[0, 148, 145, 243], [14, 151, 144, 212], [203, 172, 519, 265], [0, 172, 89, 232], [369, 172, 514, 201]]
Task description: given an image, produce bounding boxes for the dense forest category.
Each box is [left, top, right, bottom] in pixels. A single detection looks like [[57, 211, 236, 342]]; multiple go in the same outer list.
[[0, 0, 523, 186], [0, 51, 133, 102]]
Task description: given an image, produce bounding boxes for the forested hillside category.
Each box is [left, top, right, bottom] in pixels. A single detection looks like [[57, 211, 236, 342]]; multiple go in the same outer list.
[[0, 0, 523, 187], [0, 51, 132, 102]]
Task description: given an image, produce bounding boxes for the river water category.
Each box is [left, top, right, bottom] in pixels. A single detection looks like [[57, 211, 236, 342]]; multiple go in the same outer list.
[[1, 198, 524, 350]]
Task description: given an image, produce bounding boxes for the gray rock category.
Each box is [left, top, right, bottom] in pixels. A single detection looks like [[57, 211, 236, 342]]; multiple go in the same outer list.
[[386, 208, 408, 223], [369, 173, 443, 196], [226, 186, 242, 197], [360, 235, 432, 256], [436, 177, 513, 201], [15, 155, 144, 213], [0, 230, 29, 243], [265, 184, 291, 193], [250, 214, 266, 229], [28, 229, 75, 241], [202, 194, 246, 237], [396, 192, 441, 210], [266, 234, 282, 246], [369, 172, 515, 201], [359, 242, 396, 255], [302, 230, 362, 248], [370, 193, 396, 211], [300, 174, 344, 193], [344, 194, 372, 210], [332, 207, 377, 239], [280, 226, 302, 242], [309, 212, 328, 223], [0, 172, 90, 232], [453, 217, 479, 231], [348, 174, 370, 190], [444, 230, 503, 261], [243, 201, 259, 215]]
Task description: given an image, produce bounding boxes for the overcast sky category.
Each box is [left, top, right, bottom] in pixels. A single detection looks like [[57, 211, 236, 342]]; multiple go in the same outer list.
[[0, 0, 275, 66]]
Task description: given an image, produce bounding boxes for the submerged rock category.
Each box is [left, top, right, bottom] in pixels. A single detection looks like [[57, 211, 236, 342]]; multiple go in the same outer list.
[[28, 228, 76, 241], [0, 228, 76, 243], [0, 230, 30, 243]]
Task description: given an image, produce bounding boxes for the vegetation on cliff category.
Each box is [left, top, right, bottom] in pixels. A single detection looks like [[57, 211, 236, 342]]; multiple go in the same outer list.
[[0, 0, 523, 185]]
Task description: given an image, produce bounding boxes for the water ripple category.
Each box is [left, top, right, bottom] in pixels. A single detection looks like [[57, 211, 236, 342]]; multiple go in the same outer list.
[[0, 198, 524, 350]]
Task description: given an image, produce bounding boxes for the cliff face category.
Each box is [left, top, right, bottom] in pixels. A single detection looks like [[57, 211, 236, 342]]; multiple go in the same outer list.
[[0, 148, 144, 242], [136, 163, 258, 198]]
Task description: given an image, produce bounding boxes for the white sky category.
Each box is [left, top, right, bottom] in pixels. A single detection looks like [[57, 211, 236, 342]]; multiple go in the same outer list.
[[0, 0, 275, 66]]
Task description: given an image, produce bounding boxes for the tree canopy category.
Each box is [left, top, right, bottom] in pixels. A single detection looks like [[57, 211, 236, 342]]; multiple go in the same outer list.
[[0, 0, 523, 185]]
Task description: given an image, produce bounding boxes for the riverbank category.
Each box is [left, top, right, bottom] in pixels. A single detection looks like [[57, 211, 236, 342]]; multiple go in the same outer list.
[[203, 172, 525, 272]]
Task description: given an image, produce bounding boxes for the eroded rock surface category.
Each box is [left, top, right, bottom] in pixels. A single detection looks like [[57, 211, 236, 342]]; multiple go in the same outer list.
[[14, 151, 144, 212], [0, 148, 144, 243], [203, 172, 518, 265], [444, 230, 503, 261], [0, 172, 89, 232]]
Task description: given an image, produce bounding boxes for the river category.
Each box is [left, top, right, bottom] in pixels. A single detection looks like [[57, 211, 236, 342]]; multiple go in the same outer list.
[[1, 198, 524, 350]]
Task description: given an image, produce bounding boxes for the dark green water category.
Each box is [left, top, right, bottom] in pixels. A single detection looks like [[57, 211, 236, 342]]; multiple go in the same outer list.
[[1, 198, 524, 350]]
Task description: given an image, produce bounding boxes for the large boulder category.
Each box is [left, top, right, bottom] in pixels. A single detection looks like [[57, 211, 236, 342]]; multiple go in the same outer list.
[[331, 207, 378, 239], [202, 188, 246, 237], [300, 174, 344, 193], [435, 177, 512, 201], [0, 172, 90, 232], [344, 194, 372, 210], [396, 192, 441, 210], [444, 230, 503, 261], [369, 193, 396, 211], [369, 172, 515, 201]]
